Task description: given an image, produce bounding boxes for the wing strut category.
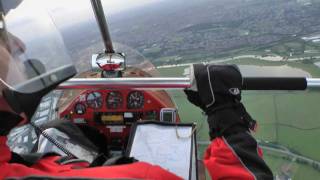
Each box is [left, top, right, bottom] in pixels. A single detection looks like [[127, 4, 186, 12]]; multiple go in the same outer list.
[[90, 0, 114, 53]]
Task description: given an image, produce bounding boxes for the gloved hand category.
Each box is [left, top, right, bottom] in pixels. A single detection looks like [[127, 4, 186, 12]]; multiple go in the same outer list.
[[184, 64, 256, 139]]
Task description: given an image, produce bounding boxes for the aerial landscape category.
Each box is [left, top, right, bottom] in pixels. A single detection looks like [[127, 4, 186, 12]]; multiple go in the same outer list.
[[106, 0, 320, 179], [108, 0, 320, 66]]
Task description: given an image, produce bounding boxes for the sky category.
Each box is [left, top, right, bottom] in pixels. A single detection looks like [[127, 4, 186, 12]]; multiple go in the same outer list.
[[102, 0, 163, 15], [4, 0, 164, 40], [5, 0, 164, 30], [30, 0, 163, 15]]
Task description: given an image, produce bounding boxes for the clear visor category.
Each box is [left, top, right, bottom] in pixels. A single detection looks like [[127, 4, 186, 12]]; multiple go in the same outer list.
[[0, 0, 75, 93]]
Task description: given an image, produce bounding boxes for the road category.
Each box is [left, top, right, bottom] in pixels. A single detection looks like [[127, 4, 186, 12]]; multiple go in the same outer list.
[[156, 55, 320, 69]]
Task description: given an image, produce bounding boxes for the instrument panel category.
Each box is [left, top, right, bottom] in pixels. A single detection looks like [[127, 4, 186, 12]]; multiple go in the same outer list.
[[72, 90, 151, 116], [86, 92, 103, 109], [127, 91, 144, 109], [106, 91, 123, 109], [61, 89, 178, 151], [67, 89, 170, 127], [67, 90, 179, 124], [74, 103, 86, 115], [80, 90, 146, 112]]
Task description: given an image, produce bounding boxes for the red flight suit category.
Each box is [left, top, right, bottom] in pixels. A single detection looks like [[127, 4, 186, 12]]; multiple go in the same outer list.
[[0, 131, 272, 180]]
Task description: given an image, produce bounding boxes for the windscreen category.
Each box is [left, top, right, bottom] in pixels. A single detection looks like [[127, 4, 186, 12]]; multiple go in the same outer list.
[[0, 0, 75, 93]]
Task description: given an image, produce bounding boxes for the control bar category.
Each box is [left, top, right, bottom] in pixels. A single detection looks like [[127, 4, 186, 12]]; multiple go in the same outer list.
[[58, 77, 320, 90]]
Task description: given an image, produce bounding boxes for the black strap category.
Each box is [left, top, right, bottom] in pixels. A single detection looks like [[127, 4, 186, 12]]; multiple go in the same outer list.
[[224, 133, 273, 179]]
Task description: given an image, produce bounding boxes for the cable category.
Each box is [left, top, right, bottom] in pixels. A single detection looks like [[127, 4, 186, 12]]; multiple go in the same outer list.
[[175, 125, 197, 139], [30, 122, 75, 158], [175, 112, 206, 139], [195, 111, 206, 136]]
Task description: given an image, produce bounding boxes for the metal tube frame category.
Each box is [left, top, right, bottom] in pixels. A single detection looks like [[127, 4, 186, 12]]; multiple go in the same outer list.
[[58, 77, 320, 90], [59, 77, 191, 89], [90, 0, 114, 53], [306, 78, 320, 89]]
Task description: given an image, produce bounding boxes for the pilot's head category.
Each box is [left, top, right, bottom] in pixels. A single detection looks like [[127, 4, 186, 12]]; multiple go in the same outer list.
[[0, 0, 28, 134], [0, 31, 26, 97], [0, 4, 26, 115], [0, 0, 76, 131], [0, 0, 24, 96]]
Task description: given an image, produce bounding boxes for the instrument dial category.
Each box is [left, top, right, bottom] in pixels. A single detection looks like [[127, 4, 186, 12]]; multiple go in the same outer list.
[[106, 91, 123, 109], [86, 92, 103, 109], [74, 103, 86, 115], [127, 91, 144, 109]]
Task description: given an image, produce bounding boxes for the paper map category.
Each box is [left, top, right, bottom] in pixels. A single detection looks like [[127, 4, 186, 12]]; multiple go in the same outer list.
[[129, 124, 193, 179]]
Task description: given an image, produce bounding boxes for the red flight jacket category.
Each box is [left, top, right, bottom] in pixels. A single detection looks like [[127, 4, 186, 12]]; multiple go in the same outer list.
[[0, 132, 272, 180]]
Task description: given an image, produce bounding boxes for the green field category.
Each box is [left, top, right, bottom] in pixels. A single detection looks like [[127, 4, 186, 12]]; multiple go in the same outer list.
[[158, 60, 320, 179]]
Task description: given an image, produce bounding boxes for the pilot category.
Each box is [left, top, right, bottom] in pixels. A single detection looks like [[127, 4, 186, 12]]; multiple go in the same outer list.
[[0, 1, 273, 180]]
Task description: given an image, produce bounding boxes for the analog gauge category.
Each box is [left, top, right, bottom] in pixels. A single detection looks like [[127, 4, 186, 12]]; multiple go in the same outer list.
[[74, 103, 86, 115], [86, 92, 103, 109], [127, 91, 144, 109], [106, 91, 123, 109]]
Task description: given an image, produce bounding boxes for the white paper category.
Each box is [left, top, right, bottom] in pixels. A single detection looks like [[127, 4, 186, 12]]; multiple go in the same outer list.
[[129, 124, 193, 179]]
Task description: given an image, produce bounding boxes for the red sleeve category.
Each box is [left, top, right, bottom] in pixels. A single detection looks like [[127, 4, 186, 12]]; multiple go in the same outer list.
[[203, 133, 273, 180], [0, 136, 11, 163]]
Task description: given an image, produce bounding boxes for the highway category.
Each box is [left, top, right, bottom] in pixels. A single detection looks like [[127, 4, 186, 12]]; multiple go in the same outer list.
[[156, 55, 320, 69]]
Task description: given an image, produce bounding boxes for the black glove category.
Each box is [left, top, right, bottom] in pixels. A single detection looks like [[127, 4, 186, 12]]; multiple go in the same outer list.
[[0, 111, 23, 136], [184, 64, 256, 139]]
